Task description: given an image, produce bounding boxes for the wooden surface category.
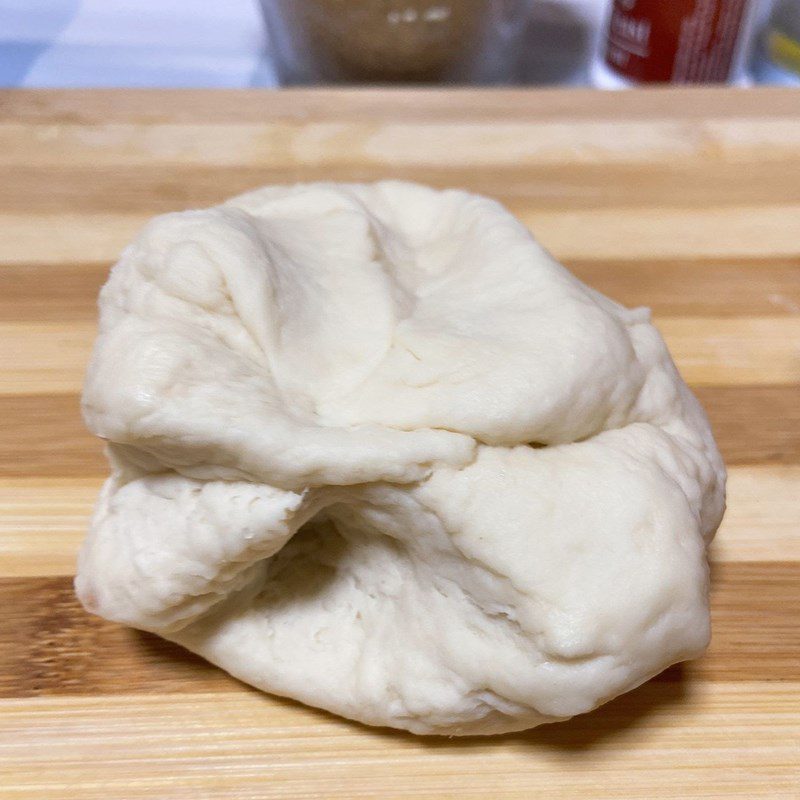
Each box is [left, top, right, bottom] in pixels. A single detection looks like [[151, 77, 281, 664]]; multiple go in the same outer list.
[[1, 87, 799, 799]]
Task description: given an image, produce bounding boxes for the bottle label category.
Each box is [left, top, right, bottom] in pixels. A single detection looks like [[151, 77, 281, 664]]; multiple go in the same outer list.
[[604, 0, 749, 83]]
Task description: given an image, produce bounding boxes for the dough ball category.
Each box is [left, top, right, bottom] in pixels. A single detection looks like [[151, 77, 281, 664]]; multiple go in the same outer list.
[[77, 182, 725, 735]]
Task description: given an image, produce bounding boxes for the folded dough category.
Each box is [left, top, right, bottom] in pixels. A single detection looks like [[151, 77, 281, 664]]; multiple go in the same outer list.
[[77, 181, 725, 735]]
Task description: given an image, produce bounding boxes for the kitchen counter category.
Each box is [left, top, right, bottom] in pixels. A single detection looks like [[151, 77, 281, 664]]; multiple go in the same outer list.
[[0, 87, 798, 799]]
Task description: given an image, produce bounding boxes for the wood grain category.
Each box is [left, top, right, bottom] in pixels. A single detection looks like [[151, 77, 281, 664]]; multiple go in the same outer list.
[[0, 479, 99, 577], [0, 263, 107, 323], [0, 389, 797, 489], [569, 257, 800, 317], [0, 577, 235, 697], [1, 87, 798, 799], [3, 204, 800, 265], [0, 466, 797, 579], [5, 162, 800, 215], [0, 684, 798, 800], [1, 562, 797, 700], [2, 318, 798, 396], [2, 87, 798, 123], [659, 317, 800, 385], [712, 466, 800, 562], [4, 258, 799, 323], [0, 395, 105, 478], [694, 385, 800, 465], [0, 463, 791, 578], [3, 118, 800, 169], [0, 322, 96, 395]]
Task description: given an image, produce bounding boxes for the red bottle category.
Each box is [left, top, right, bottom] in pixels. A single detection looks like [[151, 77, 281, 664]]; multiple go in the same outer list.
[[593, 0, 758, 86]]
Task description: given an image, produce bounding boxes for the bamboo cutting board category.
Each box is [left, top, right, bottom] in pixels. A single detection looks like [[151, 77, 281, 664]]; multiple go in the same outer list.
[[1, 88, 799, 799]]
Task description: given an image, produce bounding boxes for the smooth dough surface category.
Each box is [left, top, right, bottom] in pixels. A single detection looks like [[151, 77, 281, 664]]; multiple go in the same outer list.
[[77, 181, 725, 735]]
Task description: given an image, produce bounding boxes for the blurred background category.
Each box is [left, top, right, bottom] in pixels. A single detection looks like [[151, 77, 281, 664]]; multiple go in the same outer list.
[[1, 0, 798, 88]]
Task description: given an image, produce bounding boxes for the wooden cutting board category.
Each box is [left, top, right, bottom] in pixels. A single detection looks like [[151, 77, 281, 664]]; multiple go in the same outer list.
[[1, 88, 798, 799]]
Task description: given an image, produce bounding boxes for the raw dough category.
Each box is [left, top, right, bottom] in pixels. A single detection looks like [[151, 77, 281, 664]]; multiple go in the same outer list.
[[77, 181, 725, 735]]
